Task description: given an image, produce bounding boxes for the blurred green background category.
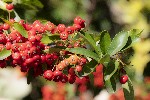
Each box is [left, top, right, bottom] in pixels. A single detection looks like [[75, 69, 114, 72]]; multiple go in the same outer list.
[[0, 0, 150, 100]]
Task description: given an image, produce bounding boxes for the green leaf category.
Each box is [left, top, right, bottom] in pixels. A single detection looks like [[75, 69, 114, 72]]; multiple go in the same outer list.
[[0, 48, 11, 60], [13, 23, 28, 38], [41, 34, 53, 44], [122, 29, 142, 50], [99, 31, 111, 54], [66, 47, 100, 62], [107, 31, 128, 56], [99, 54, 110, 64], [79, 31, 102, 57], [104, 60, 119, 81], [105, 76, 116, 93], [122, 78, 134, 100], [77, 59, 97, 77]]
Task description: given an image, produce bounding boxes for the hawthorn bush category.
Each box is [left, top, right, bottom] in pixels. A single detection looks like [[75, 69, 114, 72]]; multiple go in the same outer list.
[[0, 1, 143, 100]]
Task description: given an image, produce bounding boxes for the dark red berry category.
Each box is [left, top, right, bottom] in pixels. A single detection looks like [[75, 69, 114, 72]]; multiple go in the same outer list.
[[43, 70, 53, 81], [120, 75, 128, 84], [6, 4, 14, 10]]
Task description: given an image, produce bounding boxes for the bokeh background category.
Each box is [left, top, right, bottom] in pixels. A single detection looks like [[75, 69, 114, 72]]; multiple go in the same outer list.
[[0, 0, 150, 100]]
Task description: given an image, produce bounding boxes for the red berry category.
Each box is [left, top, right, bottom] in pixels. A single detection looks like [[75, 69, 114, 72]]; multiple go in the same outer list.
[[65, 26, 74, 34], [73, 24, 81, 31], [6, 4, 14, 10], [45, 21, 55, 31], [78, 57, 87, 66], [74, 16, 85, 25], [3, 23, 10, 30], [40, 54, 46, 63], [61, 74, 68, 83], [75, 65, 82, 72], [53, 70, 63, 82], [68, 74, 76, 84], [43, 70, 53, 81], [68, 68, 75, 75], [0, 60, 6, 68], [57, 24, 66, 33], [12, 52, 21, 60], [120, 75, 128, 84], [28, 35, 36, 42], [5, 42, 12, 50], [60, 31, 68, 40]]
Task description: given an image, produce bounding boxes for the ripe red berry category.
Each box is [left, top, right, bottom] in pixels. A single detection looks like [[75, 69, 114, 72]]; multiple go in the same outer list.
[[43, 70, 53, 81], [53, 70, 63, 82], [12, 52, 21, 60], [120, 75, 128, 84], [61, 74, 68, 83], [5, 42, 12, 50], [68, 68, 75, 75], [6, 4, 14, 10], [57, 24, 66, 33], [74, 16, 85, 25], [73, 24, 81, 31], [78, 57, 87, 66], [65, 26, 74, 34], [75, 65, 82, 72], [3, 23, 10, 30], [60, 31, 68, 40]]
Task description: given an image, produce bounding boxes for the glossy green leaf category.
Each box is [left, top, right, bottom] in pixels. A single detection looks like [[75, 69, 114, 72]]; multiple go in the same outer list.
[[105, 76, 116, 93], [77, 59, 98, 77], [122, 78, 134, 100], [99, 31, 111, 54], [79, 31, 102, 57], [122, 29, 142, 50], [0, 48, 11, 60], [66, 47, 100, 62], [41, 34, 53, 44], [107, 31, 128, 56], [13, 23, 28, 38]]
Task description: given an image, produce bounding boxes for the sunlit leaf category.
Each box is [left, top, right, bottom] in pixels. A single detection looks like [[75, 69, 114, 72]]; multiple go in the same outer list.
[[0, 48, 11, 60], [99, 30, 111, 54], [13, 23, 28, 38], [107, 31, 128, 56], [66, 47, 100, 62]]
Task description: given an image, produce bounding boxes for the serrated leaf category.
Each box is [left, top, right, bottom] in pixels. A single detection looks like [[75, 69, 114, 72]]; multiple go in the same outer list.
[[0, 48, 11, 60], [99, 31, 111, 54], [66, 47, 100, 62], [77, 59, 97, 77], [41, 34, 53, 44], [122, 29, 142, 50], [122, 78, 134, 100], [13, 23, 28, 38], [107, 31, 128, 56], [105, 76, 116, 93], [79, 31, 102, 57]]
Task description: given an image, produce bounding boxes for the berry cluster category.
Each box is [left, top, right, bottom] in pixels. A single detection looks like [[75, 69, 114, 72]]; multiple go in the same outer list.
[[0, 5, 90, 84]]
